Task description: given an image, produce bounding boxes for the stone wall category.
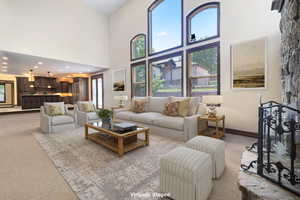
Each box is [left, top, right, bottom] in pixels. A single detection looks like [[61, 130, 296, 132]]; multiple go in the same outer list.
[[280, 0, 300, 109]]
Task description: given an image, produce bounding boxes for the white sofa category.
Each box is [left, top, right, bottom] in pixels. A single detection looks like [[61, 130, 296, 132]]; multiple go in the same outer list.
[[40, 102, 76, 133], [74, 101, 101, 126], [114, 97, 206, 141]]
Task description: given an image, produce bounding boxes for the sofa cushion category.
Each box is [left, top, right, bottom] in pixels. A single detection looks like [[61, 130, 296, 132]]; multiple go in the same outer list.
[[86, 112, 100, 121], [153, 115, 184, 131], [51, 115, 74, 125], [130, 112, 164, 124], [115, 111, 137, 121], [148, 97, 170, 113]]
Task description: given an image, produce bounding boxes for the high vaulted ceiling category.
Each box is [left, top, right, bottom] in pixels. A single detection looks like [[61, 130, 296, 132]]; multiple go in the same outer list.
[[83, 0, 128, 15]]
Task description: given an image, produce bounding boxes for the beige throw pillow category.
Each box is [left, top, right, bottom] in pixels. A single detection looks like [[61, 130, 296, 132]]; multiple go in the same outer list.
[[164, 101, 180, 116], [131, 100, 146, 113], [47, 105, 64, 116], [178, 99, 191, 117], [81, 103, 95, 113]]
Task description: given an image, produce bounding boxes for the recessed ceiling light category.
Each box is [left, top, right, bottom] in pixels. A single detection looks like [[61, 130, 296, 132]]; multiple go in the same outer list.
[[34, 66, 39, 69], [38, 62, 43, 65], [2, 66, 8, 69], [2, 57, 8, 60], [2, 62, 7, 65], [66, 66, 70, 69]]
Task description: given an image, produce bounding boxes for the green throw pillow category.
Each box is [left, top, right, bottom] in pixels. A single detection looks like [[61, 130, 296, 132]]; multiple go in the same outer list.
[[81, 103, 95, 113], [47, 105, 64, 116]]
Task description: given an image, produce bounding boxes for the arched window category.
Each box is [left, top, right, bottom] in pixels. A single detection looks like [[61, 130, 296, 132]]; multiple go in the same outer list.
[[130, 34, 146, 61], [187, 2, 220, 45], [148, 0, 183, 55]]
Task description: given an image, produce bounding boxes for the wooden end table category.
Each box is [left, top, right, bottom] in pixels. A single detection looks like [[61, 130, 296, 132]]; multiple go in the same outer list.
[[198, 115, 225, 139], [85, 121, 150, 157]]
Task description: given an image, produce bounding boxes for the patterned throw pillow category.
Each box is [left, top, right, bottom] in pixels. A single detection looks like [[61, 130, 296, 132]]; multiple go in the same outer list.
[[178, 99, 191, 117], [164, 101, 180, 116], [47, 105, 64, 116], [131, 100, 146, 113], [81, 103, 95, 113]]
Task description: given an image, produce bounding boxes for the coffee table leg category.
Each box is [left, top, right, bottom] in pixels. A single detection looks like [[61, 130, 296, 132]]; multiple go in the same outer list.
[[118, 137, 124, 157], [145, 129, 149, 146], [85, 125, 88, 139]]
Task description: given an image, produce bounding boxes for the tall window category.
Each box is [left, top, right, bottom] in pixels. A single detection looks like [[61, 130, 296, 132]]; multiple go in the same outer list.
[[148, 0, 182, 55], [131, 34, 146, 61], [187, 43, 220, 97], [91, 74, 103, 109], [0, 83, 5, 103], [131, 61, 147, 97], [187, 2, 220, 45], [149, 52, 183, 97]]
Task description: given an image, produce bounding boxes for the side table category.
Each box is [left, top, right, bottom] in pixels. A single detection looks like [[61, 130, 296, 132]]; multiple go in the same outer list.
[[198, 115, 225, 139]]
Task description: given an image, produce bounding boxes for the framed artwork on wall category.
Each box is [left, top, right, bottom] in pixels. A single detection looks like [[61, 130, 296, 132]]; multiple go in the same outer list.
[[112, 69, 126, 92], [231, 37, 268, 90]]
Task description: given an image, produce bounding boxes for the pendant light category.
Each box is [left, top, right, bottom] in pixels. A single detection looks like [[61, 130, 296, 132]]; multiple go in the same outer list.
[[28, 69, 35, 82]]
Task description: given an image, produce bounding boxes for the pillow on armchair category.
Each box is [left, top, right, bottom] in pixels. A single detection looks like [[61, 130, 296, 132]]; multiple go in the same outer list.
[[46, 105, 65, 116], [81, 103, 96, 113]]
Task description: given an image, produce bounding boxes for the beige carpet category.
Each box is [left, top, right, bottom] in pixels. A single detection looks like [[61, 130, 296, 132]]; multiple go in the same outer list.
[[0, 113, 256, 200]]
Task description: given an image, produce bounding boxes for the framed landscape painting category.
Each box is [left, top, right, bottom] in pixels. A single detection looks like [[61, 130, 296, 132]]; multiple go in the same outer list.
[[231, 37, 267, 89], [113, 69, 126, 91]]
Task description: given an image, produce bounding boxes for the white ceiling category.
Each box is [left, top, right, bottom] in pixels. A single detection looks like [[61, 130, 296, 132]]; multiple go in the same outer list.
[[83, 0, 128, 15], [0, 51, 106, 77]]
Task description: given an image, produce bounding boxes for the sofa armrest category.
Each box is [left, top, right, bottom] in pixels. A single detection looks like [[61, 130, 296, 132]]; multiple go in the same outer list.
[[184, 114, 202, 141]]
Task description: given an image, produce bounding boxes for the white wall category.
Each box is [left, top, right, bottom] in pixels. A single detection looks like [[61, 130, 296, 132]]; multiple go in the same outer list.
[[106, 0, 282, 133], [0, 0, 110, 67]]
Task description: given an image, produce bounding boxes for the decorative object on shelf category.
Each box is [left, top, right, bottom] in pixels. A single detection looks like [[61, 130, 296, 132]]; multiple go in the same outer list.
[[202, 95, 223, 118], [97, 109, 113, 129], [114, 95, 128, 108], [112, 69, 126, 91], [241, 101, 300, 196], [231, 37, 267, 89]]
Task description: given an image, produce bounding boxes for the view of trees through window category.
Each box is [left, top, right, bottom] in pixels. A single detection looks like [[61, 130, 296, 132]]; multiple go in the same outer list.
[[149, 0, 182, 54], [130, 1, 220, 98], [150, 54, 182, 97], [0, 84, 5, 102], [131, 63, 146, 97], [131, 35, 146, 60], [187, 44, 219, 96]]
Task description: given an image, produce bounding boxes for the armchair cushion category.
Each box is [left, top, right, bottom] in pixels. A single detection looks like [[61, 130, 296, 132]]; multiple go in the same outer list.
[[86, 112, 100, 121], [44, 102, 65, 115], [148, 97, 170, 113], [51, 115, 74, 126], [81, 103, 96, 113]]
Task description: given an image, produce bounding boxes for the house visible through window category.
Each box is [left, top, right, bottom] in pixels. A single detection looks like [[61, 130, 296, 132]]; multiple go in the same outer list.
[[149, 52, 183, 97], [148, 0, 182, 55], [131, 62, 147, 97], [0, 83, 5, 103], [187, 43, 220, 97]]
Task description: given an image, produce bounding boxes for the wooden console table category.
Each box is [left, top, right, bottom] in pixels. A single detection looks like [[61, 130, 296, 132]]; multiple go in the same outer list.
[[239, 151, 300, 200]]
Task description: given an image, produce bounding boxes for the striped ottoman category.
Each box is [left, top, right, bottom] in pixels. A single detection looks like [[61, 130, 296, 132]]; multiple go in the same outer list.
[[160, 147, 213, 200], [186, 136, 225, 179]]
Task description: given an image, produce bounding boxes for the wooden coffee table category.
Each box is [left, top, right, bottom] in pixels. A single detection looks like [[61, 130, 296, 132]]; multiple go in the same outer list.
[[85, 121, 150, 156]]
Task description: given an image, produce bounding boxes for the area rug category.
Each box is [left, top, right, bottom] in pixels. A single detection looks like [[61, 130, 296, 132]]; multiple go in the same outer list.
[[33, 128, 182, 200]]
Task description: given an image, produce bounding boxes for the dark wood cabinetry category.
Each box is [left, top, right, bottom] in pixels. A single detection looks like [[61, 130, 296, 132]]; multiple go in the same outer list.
[[21, 95, 60, 109], [34, 76, 56, 90], [16, 77, 35, 106], [72, 78, 88, 103], [56, 81, 72, 93]]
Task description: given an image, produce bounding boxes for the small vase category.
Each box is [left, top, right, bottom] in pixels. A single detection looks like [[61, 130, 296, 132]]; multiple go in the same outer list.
[[102, 118, 111, 129]]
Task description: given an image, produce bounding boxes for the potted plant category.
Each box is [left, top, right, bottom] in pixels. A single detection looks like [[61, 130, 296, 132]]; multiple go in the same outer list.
[[97, 109, 113, 129]]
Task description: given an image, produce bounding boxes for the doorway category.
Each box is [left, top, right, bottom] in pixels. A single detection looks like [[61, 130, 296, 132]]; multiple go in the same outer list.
[[91, 74, 104, 109]]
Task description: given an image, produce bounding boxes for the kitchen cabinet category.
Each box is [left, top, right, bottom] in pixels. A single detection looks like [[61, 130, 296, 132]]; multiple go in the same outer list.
[[72, 78, 88, 103]]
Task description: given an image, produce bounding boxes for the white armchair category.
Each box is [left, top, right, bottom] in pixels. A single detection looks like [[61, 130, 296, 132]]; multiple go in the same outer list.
[[40, 102, 76, 133], [75, 101, 100, 126]]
